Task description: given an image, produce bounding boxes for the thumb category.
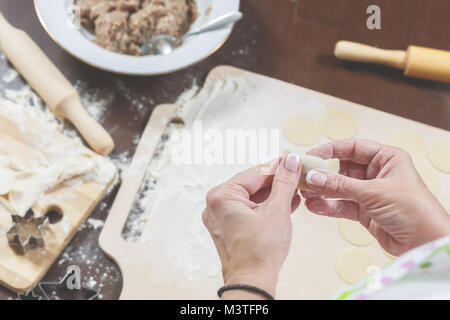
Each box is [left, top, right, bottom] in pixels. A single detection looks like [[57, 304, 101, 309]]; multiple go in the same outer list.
[[267, 153, 302, 207], [305, 169, 366, 201]]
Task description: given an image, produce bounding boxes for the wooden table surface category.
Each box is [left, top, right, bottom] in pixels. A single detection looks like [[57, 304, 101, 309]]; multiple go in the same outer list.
[[0, 0, 449, 300]]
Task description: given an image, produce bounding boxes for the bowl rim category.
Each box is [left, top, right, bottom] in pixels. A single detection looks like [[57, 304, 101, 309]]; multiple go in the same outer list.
[[34, 0, 240, 76]]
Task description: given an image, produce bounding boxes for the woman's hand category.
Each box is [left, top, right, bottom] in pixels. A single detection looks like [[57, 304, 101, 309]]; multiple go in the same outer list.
[[303, 139, 450, 256], [202, 154, 302, 299]]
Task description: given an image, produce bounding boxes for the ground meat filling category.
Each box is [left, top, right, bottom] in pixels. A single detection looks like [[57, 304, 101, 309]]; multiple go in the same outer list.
[[75, 0, 198, 56]]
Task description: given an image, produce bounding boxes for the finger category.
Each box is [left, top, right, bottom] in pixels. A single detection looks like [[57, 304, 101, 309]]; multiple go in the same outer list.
[[300, 191, 325, 199], [266, 153, 302, 209], [250, 186, 272, 203], [230, 158, 280, 197], [305, 169, 367, 201], [339, 161, 367, 179], [307, 139, 384, 165], [305, 198, 360, 220], [291, 193, 301, 213]]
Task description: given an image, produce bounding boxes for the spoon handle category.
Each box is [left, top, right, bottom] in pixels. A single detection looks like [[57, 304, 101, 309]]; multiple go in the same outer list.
[[187, 12, 243, 37]]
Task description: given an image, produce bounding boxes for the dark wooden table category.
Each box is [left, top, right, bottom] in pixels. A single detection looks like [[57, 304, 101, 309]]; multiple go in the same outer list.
[[0, 0, 448, 300]]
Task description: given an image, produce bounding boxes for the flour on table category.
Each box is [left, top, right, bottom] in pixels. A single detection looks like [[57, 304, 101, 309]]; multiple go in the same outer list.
[[127, 73, 343, 298], [0, 95, 117, 216], [2, 69, 19, 83]]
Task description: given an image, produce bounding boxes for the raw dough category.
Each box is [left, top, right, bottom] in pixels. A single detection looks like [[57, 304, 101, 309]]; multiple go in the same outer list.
[[76, 0, 198, 55], [296, 154, 339, 191], [0, 100, 117, 216], [319, 110, 358, 140], [338, 219, 375, 247], [282, 116, 321, 146], [336, 248, 376, 284], [415, 162, 440, 195], [387, 131, 427, 161], [428, 141, 450, 173]]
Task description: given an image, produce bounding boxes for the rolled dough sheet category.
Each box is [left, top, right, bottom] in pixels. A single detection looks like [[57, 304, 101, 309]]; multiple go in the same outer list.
[[387, 131, 427, 161], [428, 141, 450, 173], [0, 100, 117, 216], [319, 110, 358, 140], [338, 219, 375, 247], [414, 162, 440, 195], [282, 116, 321, 146], [336, 248, 376, 284]]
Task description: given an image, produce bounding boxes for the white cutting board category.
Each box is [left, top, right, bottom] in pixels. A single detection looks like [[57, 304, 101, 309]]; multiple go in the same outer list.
[[100, 66, 450, 299]]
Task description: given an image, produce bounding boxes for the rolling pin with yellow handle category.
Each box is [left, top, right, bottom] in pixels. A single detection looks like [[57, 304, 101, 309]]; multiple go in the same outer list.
[[0, 11, 115, 155], [334, 40, 450, 83]]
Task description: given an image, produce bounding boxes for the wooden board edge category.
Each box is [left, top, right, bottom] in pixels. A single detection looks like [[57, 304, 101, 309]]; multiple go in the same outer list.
[[99, 104, 180, 260]]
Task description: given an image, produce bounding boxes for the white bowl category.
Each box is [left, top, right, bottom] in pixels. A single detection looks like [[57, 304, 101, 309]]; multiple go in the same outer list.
[[34, 0, 240, 75]]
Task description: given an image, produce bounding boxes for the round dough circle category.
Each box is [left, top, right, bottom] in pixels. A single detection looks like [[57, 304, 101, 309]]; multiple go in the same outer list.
[[338, 219, 375, 246], [387, 131, 427, 161], [336, 248, 376, 284], [415, 163, 440, 195], [428, 141, 450, 173], [320, 110, 358, 140], [282, 116, 321, 146]]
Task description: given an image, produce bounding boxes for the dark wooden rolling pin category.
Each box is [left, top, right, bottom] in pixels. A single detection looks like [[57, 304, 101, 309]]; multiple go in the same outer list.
[[0, 11, 115, 155]]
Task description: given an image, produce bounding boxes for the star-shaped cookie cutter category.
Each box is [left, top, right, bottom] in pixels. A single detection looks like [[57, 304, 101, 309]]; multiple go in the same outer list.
[[39, 269, 99, 300], [7, 209, 48, 255]]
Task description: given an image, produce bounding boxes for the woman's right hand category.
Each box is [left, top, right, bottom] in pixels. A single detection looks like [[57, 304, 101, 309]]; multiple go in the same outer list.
[[302, 139, 450, 257]]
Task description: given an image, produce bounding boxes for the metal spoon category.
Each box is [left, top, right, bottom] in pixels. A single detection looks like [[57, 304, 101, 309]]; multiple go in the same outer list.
[[141, 11, 243, 56]]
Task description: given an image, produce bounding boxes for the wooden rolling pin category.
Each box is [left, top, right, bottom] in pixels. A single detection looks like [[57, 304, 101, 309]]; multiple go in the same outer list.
[[335, 40, 450, 83], [0, 11, 115, 155]]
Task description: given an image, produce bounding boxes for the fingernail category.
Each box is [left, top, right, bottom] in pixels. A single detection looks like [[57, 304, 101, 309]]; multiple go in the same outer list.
[[284, 153, 301, 173], [306, 170, 327, 187]]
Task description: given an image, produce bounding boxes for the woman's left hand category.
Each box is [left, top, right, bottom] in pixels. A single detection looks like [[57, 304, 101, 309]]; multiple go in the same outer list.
[[202, 154, 302, 299]]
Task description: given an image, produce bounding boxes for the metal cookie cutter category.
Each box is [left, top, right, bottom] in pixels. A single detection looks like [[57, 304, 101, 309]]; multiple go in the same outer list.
[[7, 209, 48, 255], [39, 269, 99, 300]]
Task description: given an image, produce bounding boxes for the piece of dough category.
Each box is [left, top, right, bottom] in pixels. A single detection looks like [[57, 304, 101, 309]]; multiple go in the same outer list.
[[0, 104, 117, 216], [283, 116, 321, 146], [338, 219, 375, 246], [284, 152, 340, 191], [387, 131, 427, 161], [336, 248, 376, 284], [428, 141, 450, 173], [415, 162, 440, 195], [320, 110, 358, 140]]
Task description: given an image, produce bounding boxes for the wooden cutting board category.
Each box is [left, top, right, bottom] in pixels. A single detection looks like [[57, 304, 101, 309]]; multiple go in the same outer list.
[[0, 113, 116, 293], [100, 65, 450, 299]]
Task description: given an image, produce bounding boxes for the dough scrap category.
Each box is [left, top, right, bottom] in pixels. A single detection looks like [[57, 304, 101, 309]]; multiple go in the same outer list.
[[338, 219, 375, 247], [282, 116, 321, 146], [319, 110, 358, 140], [336, 248, 376, 284], [428, 141, 450, 173], [0, 103, 117, 216], [415, 162, 440, 195], [387, 131, 427, 161]]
